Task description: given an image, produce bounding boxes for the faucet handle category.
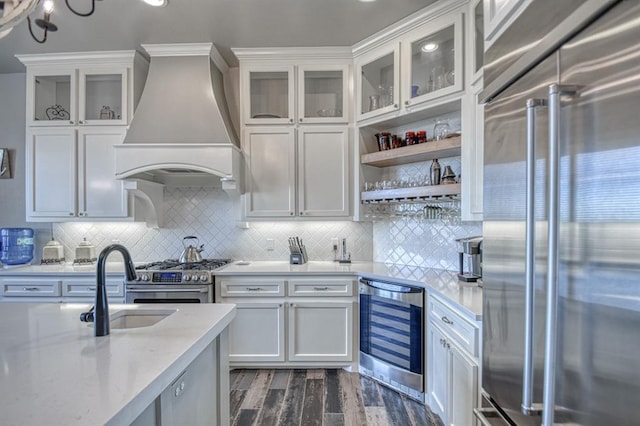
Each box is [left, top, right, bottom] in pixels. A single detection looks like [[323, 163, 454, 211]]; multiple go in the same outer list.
[[80, 305, 95, 323]]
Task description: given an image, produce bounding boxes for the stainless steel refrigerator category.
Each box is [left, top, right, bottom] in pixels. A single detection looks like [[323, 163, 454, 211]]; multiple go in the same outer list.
[[480, 0, 640, 425]]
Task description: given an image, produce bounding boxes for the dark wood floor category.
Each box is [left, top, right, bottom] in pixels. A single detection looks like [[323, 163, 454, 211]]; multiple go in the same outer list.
[[230, 369, 444, 426]]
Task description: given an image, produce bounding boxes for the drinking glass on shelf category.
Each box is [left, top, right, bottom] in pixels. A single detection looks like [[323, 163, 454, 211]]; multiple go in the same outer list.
[[433, 119, 451, 140]]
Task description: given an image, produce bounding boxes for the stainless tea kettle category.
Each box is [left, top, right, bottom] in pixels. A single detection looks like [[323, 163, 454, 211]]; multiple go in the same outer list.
[[179, 236, 204, 263]]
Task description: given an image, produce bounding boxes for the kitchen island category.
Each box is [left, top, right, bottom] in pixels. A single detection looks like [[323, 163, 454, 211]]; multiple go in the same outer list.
[[0, 302, 235, 426]]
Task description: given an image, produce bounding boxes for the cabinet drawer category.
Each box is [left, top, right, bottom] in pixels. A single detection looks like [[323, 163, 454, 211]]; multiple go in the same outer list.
[[219, 279, 285, 297], [287, 278, 354, 297], [62, 280, 124, 297], [429, 296, 479, 357], [1, 278, 61, 297]]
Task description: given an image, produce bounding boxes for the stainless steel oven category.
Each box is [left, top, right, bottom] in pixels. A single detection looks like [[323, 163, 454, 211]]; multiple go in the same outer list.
[[126, 283, 211, 303], [125, 259, 230, 304], [359, 278, 425, 401]]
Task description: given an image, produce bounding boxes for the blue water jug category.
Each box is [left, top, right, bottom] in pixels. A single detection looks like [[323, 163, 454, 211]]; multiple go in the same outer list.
[[0, 228, 34, 265]]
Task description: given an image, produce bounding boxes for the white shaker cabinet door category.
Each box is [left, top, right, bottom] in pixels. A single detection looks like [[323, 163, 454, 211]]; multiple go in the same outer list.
[[449, 343, 479, 426], [77, 127, 128, 218], [297, 126, 349, 217], [26, 128, 77, 218], [227, 301, 286, 362], [428, 323, 449, 422], [244, 127, 296, 217], [287, 301, 353, 362]]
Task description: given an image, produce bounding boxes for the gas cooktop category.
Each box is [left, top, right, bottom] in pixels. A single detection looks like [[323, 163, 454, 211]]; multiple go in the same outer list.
[[130, 259, 232, 285], [135, 259, 232, 271]]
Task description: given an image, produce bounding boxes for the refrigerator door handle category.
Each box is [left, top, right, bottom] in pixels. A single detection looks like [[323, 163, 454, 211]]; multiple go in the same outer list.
[[542, 84, 579, 426], [522, 98, 547, 416]]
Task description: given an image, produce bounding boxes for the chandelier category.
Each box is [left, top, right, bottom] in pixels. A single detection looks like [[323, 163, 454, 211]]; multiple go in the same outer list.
[[0, 0, 168, 43]]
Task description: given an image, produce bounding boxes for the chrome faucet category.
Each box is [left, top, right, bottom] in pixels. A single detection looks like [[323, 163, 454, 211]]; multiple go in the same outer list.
[[80, 244, 137, 337]]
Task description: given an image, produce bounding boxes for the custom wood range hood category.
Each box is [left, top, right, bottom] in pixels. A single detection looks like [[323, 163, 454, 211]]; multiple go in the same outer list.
[[114, 43, 243, 226]]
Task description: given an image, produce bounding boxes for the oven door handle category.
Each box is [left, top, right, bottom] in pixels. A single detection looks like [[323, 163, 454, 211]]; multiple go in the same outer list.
[[126, 288, 209, 293]]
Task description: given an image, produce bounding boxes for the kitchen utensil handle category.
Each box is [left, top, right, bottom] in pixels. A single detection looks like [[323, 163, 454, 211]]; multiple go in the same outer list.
[[127, 288, 208, 293], [542, 84, 578, 426], [522, 98, 547, 415]]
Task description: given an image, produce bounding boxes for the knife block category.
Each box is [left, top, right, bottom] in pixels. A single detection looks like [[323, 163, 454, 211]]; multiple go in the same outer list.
[[290, 253, 306, 265]]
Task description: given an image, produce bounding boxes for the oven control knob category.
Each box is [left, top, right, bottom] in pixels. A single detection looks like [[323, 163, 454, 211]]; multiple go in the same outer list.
[[193, 275, 200, 282], [141, 274, 150, 282], [199, 274, 208, 282], [184, 274, 191, 282]]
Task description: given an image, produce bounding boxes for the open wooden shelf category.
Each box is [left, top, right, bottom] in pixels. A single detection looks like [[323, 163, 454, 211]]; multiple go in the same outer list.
[[360, 135, 461, 167], [361, 183, 461, 202]]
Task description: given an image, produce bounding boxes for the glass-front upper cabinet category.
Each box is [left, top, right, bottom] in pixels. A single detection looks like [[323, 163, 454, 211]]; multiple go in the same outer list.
[[297, 65, 349, 124], [355, 44, 400, 121], [402, 13, 463, 108], [27, 70, 76, 126], [243, 66, 295, 124], [78, 68, 127, 125]]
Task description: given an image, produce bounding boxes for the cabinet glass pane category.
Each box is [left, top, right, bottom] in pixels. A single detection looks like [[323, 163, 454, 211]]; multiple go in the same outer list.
[[249, 71, 289, 119], [304, 70, 343, 118], [410, 25, 455, 98], [360, 52, 395, 115], [84, 74, 123, 121], [34, 75, 71, 122], [475, 2, 485, 73]]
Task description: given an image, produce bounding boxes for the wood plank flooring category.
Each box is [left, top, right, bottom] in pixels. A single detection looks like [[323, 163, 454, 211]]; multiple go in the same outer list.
[[230, 369, 444, 426]]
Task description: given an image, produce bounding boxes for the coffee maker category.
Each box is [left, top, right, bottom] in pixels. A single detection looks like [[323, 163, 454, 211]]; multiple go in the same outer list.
[[456, 236, 483, 283]]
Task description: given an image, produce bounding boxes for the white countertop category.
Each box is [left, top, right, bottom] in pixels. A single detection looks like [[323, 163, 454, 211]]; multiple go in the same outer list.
[[0, 302, 235, 426], [216, 261, 482, 320]]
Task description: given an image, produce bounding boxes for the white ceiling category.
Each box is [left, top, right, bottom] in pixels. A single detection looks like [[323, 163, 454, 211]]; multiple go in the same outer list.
[[0, 0, 437, 74]]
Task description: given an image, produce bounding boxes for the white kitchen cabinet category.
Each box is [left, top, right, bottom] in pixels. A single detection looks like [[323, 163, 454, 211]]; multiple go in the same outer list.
[[427, 295, 480, 426], [241, 65, 295, 125], [17, 51, 147, 127], [17, 51, 148, 224], [237, 58, 350, 125], [216, 275, 356, 367], [26, 127, 129, 221], [0, 275, 124, 303], [297, 64, 349, 124], [354, 8, 464, 123], [244, 125, 349, 218], [287, 301, 353, 362], [355, 43, 400, 122], [226, 301, 286, 363]]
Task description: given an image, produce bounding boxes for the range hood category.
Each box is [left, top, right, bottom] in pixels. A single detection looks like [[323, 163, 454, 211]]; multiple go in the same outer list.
[[114, 43, 243, 227]]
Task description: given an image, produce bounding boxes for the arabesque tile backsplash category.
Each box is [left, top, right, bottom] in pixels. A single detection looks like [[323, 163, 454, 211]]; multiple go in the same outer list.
[[53, 185, 481, 271]]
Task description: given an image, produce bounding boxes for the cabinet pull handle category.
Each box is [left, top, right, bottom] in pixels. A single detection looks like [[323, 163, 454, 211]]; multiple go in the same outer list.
[[394, 104, 398, 108], [23, 287, 40, 291], [69, 212, 74, 216], [88, 287, 96, 291], [441, 316, 454, 325], [404, 101, 409, 106], [299, 118, 303, 122], [299, 211, 304, 215], [289, 118, 293, 123], [246, 287, 262, 291], [439, 338, 446, 346], [290, 212, 294, 216], [313, 286, 329, 291], [69, 120, 74, 125]]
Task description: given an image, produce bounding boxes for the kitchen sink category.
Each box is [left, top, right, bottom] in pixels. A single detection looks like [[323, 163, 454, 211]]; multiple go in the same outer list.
[[109, 309, 176, 329]]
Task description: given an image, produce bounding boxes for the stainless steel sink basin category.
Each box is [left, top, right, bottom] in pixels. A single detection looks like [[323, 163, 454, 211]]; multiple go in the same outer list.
[[109, 309, 176, 329]]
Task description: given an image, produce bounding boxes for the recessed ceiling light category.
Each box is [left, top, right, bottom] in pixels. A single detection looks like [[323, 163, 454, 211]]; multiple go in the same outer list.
[[142, 0, 168, 6], [358, 0, 377, 3], [421, 42, 439, 53]]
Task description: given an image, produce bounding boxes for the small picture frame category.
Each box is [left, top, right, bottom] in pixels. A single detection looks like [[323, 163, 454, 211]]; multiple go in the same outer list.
[[0, 148, 11, 179]]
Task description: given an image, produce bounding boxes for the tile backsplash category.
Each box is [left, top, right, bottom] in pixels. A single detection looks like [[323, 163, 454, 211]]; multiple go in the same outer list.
[[54, 187, 373, 263], [52, 185, 480, 271]]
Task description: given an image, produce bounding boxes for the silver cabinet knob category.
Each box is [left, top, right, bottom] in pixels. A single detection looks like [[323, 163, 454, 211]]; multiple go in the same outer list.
[[299, 118, 303, 122], [289, 118, 294, 123], [69, 212, 74, 216], [405, 101, 410, 106]]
